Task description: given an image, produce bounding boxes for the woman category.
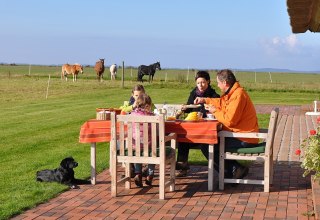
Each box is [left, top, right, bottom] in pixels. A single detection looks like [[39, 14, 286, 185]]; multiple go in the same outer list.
[[176, 70, 220, 177]]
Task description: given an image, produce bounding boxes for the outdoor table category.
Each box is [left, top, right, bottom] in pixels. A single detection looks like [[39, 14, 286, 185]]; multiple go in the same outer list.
[[79, 119, 220, 191]]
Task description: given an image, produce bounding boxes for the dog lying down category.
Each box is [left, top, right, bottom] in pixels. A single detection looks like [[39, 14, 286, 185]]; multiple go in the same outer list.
[[36, 157, 90, 189]]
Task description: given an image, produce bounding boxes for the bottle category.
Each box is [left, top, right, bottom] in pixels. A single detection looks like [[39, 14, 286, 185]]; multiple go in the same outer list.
[[162, 102, 168, 119]]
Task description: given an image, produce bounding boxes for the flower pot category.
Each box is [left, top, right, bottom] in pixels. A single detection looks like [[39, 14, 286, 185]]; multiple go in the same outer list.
[[312, 175, 320, 219]]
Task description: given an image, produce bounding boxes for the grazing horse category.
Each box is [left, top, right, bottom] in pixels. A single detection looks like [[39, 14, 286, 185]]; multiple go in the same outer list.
[[109, 64, 117, 80], [61, 63, 83, 82], [94, 58, 105, 82], [137, 62, 161, 82]]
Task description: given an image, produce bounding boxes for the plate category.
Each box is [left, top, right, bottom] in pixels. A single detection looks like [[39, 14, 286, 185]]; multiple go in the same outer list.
[[184, 104, 201, 109], [205, 118, 217, 121], [183, 119, 205, 122]]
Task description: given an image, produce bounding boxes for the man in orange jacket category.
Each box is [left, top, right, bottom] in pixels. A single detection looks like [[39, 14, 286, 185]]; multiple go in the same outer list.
[[195, 69, 259, 179]]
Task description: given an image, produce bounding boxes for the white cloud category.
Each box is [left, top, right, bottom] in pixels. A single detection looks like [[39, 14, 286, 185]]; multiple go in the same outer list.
[[272, 37, 281, 45], [261, 34, 300, 55], [285, 34, 298, 48]]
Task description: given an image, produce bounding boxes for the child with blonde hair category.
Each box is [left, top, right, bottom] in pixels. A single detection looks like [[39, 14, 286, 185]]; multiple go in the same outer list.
[[130, 93, 155, 187]]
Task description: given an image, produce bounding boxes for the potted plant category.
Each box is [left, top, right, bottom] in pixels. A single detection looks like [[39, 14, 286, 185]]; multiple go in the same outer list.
[[295, 116, 320, 180], [295, 116, 320, 218]]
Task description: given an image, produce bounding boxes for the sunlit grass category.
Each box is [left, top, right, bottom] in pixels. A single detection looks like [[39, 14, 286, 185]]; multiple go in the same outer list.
[[0, 66, 319, 219]]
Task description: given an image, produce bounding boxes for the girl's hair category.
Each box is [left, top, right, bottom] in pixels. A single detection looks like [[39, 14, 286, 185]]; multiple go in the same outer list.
[[216, 69, 237, 86], [136, 93, 152, 109], [195, 71, 210, 83], [132, 84, 145, 93]]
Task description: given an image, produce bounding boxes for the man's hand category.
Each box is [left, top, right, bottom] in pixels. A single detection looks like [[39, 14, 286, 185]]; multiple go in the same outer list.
[[205, 104, 216, 113]]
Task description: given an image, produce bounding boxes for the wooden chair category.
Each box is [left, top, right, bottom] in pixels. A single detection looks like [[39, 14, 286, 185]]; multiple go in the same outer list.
[[218, 108, 279, 192], [110, 112, 177, 199]]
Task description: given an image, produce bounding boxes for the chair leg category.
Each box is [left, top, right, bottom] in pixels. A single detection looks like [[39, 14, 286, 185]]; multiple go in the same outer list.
[[219, 155, 225, 190], [219, 137, 225, 190], [208, 144, 214, 191], [111, 159, 117, 197], [159, 162, 165, 199], [269, 156, 274, 185], [125, 163, 131, 189], [264, 158, 270, 192]]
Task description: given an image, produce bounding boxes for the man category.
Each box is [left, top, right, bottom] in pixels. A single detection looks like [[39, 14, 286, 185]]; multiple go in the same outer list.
[[195, 69, 259, 179]]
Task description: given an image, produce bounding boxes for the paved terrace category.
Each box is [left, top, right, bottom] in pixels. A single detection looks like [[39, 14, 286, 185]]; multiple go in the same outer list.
[[13, 105, 319, 220]]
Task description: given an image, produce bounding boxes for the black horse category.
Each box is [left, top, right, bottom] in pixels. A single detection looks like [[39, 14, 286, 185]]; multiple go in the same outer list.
[[137, 62, 161, 82]]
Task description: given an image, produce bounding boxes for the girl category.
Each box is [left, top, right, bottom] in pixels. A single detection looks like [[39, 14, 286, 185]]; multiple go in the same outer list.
[[121, 84, 146, 113], [130, 93, 155, 187]]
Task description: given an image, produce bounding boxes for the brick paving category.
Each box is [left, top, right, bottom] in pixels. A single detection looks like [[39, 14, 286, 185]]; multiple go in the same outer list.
[[12, 104, 319, 220]]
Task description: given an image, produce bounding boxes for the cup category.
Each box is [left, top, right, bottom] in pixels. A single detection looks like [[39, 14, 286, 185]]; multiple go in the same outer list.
[[96, 111, 110, 120], [207, 113, 214, 119]]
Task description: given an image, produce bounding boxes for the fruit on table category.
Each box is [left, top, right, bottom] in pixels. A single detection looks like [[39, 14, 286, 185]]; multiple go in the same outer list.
[[184, 112, 199, 121]]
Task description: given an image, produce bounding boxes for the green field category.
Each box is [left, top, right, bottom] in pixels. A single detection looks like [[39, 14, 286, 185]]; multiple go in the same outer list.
[[0, 64, 319, 219]]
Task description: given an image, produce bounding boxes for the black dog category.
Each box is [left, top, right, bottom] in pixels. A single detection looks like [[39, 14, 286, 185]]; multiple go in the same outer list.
[[36, 157, 90, 188]]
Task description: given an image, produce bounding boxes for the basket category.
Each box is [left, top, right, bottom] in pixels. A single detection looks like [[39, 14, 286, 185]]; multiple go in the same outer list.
[[96, 108, 122, 120]]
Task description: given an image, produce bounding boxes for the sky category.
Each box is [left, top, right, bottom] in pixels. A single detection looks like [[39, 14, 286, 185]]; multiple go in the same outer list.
[[1, 0, 320, 72]]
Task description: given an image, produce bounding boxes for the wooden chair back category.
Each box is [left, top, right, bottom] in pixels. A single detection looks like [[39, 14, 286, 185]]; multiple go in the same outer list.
[[110, 112, 176, 199], [218, 108, 279, 192]]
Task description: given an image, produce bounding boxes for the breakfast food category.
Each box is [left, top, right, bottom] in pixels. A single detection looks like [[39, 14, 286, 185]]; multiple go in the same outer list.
[[184, 112, 199, 121], [166, 116, 176, 121]]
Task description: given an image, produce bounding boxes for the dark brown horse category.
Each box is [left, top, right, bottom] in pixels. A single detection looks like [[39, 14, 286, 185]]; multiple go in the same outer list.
[[137, 62, 161, 82]]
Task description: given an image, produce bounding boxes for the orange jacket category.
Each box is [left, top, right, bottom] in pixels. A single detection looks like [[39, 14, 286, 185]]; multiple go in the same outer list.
[[204, 82, 259, 144]]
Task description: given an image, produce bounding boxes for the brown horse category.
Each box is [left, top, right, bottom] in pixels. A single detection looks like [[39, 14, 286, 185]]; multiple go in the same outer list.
[[94, 59, 105, 82], [61, 63, 84, 82]]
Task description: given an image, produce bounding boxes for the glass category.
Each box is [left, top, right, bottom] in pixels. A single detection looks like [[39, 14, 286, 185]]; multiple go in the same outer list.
[[166, 106, 176, 118]]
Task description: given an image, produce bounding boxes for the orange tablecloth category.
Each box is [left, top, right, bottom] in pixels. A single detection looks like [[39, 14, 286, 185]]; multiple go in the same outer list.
[[79, 119, 220, 145], [79, 118, 220, 190]]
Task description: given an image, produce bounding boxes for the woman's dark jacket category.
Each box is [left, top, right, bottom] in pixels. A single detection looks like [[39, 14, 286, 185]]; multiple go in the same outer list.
[[184, 86, 220, 117]]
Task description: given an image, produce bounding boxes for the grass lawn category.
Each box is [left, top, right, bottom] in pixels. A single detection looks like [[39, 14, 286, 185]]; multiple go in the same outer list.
[[0, 68, 319, 219]]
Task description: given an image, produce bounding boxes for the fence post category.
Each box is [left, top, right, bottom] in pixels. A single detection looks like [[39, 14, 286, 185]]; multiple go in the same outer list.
[[29, 64, 31, 76], [46, 74, 51, 99], [269, 72, 273, 83], [187, 67, 189, 83], [121, 61, 124, 88]]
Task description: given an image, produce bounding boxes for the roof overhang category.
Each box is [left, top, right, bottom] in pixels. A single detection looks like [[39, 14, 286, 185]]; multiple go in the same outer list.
[[287, 0, 320, 33]]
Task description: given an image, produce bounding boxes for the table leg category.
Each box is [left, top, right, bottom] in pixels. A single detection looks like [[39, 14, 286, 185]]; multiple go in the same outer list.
[[90, 143, 96, 185], [208, 144, 214, 191]]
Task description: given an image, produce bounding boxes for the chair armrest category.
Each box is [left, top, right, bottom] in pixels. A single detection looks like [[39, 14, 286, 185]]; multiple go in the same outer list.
[[218, 130, 268, 139], [259, 128, 268, 133], [164, 133, 177, 142]]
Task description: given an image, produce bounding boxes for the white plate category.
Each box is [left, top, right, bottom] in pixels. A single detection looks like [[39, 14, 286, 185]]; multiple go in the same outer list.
[[205, 118, 217, 121], [184, 104, 201, 109]]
